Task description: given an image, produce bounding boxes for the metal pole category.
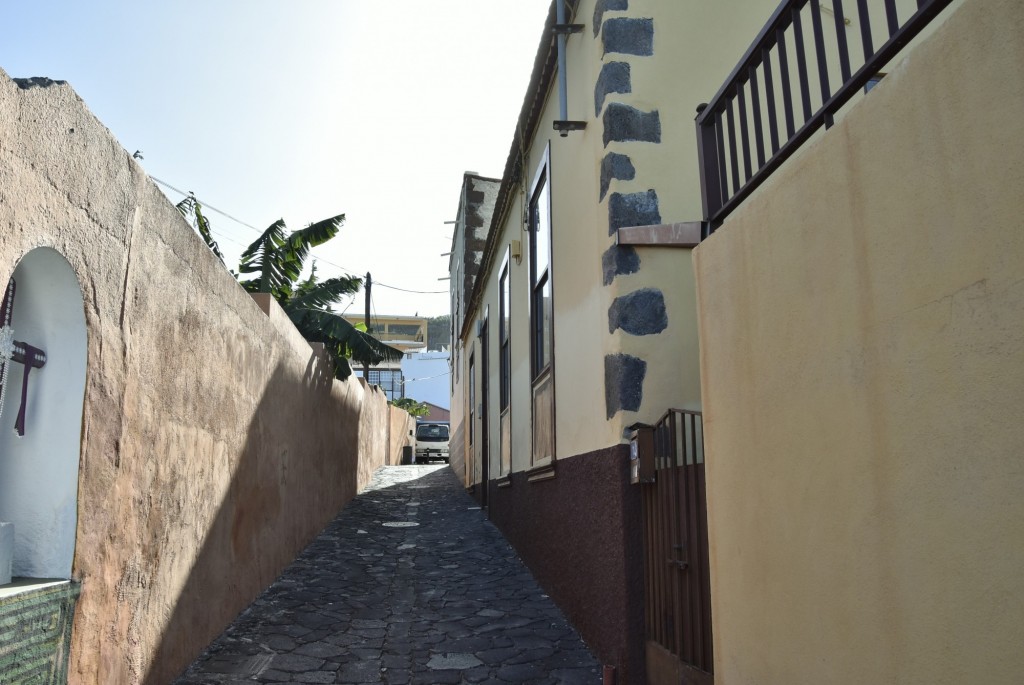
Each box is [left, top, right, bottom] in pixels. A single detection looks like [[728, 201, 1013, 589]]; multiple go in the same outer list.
[[556, 0, 568, 123], [363, 271, 372, 379]]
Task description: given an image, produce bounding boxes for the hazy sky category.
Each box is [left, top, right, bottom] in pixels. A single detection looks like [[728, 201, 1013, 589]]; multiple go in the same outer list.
[[2, 0, 552, 318]]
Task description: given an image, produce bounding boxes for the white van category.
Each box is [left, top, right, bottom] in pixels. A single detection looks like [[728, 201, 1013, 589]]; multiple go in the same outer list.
[[414, 422, 450, 463]]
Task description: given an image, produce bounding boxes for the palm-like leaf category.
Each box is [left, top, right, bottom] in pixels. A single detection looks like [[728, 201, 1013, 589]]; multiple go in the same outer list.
[[238, 219, 289, 294], [176, 193, 225, 263], [287, 275, 363, 312], [173, 200, 395, 380], [281, 214, 344, 274], [291, 308, 404, 362], [237, 214, 345, 296], [288, 307, 404, 380]]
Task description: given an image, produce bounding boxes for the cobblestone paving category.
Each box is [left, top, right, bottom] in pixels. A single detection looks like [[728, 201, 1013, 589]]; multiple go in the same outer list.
[[174, 465, 601, 684]]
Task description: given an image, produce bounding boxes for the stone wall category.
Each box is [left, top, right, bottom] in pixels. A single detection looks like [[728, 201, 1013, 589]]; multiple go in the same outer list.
[[0, 69, 404, 684]]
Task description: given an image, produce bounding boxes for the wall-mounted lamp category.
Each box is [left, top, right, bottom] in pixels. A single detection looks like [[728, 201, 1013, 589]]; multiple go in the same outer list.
[[510, 240, 522, 265]]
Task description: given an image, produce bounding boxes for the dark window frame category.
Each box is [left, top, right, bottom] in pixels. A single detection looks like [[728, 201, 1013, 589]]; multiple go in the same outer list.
[[468, 352, 475, 446], [528, 144, 553, 381], [499, 251, 511, 412]]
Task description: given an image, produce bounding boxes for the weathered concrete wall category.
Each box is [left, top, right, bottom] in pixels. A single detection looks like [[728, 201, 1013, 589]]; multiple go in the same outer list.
[[0, 70, 403, 684], [387, 405, 416, 465], [693, 0, 1024, 682]]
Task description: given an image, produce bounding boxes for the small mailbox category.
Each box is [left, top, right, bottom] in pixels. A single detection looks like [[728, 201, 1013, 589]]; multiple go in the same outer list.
[[628, 424, 655, 485]]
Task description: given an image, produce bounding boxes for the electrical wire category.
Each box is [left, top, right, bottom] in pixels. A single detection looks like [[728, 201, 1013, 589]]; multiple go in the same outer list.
[[403, 370, 451, 383], [151, 176, 451, 295], [375, 283, 449, 294], [152, 176, 264, 235]]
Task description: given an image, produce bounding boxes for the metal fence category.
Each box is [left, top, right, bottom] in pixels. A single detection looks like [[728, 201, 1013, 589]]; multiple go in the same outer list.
[[642, 409, 713, 675], [696, 0, 955, 232]]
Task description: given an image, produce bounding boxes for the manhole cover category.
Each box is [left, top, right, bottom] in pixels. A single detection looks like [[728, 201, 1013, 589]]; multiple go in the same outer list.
[[382, 522, 419, 528]]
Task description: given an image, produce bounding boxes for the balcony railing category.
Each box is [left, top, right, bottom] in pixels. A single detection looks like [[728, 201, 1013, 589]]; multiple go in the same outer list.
[[696, 0, 954, 233]]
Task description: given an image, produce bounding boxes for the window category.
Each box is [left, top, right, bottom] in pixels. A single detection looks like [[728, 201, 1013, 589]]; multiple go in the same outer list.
[[387, 323, 422, 338], [367, 369, 403, 401], [528, 145, 555, 468], [468, 353, 475, 446], [416, 424, 450, 441], [499, 254, 511, 411], [529, 148, 552, 379], [499, 252, 512, 477]]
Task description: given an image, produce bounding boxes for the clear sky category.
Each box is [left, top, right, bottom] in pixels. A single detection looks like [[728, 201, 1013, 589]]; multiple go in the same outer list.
[[1, 0, 552, 318]]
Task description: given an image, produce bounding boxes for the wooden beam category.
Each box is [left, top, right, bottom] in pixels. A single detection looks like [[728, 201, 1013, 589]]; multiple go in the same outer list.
[[616, 222, 702, 248]]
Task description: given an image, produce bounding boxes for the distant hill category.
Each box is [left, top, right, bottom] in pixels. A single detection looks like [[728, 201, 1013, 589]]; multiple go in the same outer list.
[[427, 315, 450, 351]]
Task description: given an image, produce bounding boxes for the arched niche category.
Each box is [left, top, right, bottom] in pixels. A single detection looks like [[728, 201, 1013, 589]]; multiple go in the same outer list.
[[0, 247, 87, 580]]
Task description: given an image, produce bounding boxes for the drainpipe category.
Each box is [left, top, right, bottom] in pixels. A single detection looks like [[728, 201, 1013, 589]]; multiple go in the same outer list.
[[556, 0, 568, 124], [552, 1, 586, 136]]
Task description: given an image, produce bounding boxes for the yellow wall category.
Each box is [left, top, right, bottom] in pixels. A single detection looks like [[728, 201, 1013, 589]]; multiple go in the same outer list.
[[457, 0, 967, 483], [461, 0, 774, 479], [693, 0, 1024, 682]]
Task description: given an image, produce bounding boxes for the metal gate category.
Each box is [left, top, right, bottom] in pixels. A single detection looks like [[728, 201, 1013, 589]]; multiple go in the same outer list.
[[642, 409, 713, 685]]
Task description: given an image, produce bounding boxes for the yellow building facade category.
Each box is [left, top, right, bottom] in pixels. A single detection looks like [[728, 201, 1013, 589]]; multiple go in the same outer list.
[[448, 1, 784, 679], [449, 0, 1013, 683]]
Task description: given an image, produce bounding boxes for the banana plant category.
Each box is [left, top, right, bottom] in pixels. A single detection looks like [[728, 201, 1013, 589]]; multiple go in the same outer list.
[[179, 196, 401, 379]]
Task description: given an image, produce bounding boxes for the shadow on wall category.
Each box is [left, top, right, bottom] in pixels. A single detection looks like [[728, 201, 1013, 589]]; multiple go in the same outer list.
[[138, 355, 372, 684]]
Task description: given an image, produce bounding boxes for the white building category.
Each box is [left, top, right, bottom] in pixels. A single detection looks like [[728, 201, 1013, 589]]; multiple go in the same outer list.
[[400, 349, 450, 410]]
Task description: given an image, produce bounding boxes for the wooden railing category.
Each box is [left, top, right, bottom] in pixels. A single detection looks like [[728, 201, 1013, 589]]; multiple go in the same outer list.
[[696, 0, 955, 233]]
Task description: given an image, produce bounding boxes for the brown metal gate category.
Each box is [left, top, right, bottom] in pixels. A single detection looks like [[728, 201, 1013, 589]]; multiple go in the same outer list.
[[642, 409, 713, 685]]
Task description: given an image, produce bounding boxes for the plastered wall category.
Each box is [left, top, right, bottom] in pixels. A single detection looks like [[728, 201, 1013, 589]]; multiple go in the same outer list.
[[0, 70, 405, 684], [693, 0, 1024, 682], [388, 404, 416, 466], [464, 0, 812, 474]]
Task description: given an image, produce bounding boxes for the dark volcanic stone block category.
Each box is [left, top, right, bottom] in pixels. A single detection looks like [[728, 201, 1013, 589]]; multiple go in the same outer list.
[[602, 18, 654, 56], [605, 353, 647, 418], [608, 190, 661, 235], [593, 0, 629, 37], [602, 244, 641, 285], [594, 61, 631, 116], [608, 288, 668, 335], [603, 103, 661, 146], [600, 152, 636, 201]]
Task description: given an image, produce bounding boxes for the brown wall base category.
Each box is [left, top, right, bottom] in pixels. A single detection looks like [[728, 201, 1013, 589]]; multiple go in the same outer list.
[[485, 444, 645, 684]]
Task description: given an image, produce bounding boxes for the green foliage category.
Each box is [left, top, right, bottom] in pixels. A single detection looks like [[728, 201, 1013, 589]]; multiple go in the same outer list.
[[391, 397, 430, 417], [179, 199, 402, 380], [238, 214, 344, 296], [176, 193, 225, 264], [427, 315, 451, 351]]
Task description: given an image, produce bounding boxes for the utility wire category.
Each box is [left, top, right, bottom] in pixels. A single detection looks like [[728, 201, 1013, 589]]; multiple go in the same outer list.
[[375, 283, 449, 294], [152, 176, 263, 235], [403, 370, 451, 383], [152, 176, 449, 295]]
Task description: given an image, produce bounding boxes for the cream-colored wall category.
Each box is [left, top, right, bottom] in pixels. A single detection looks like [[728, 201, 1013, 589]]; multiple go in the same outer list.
[[616, 0, 780, 220], [593, 0, 782, 444], [693, 0, 1024, 682], [459, 0, 791, 474], [0, 71, 400, 684], [449, 332, 468, 483]]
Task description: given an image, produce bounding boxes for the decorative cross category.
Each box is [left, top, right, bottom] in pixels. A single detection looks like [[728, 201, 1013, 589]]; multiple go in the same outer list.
[[0, 279, 47, 437]]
